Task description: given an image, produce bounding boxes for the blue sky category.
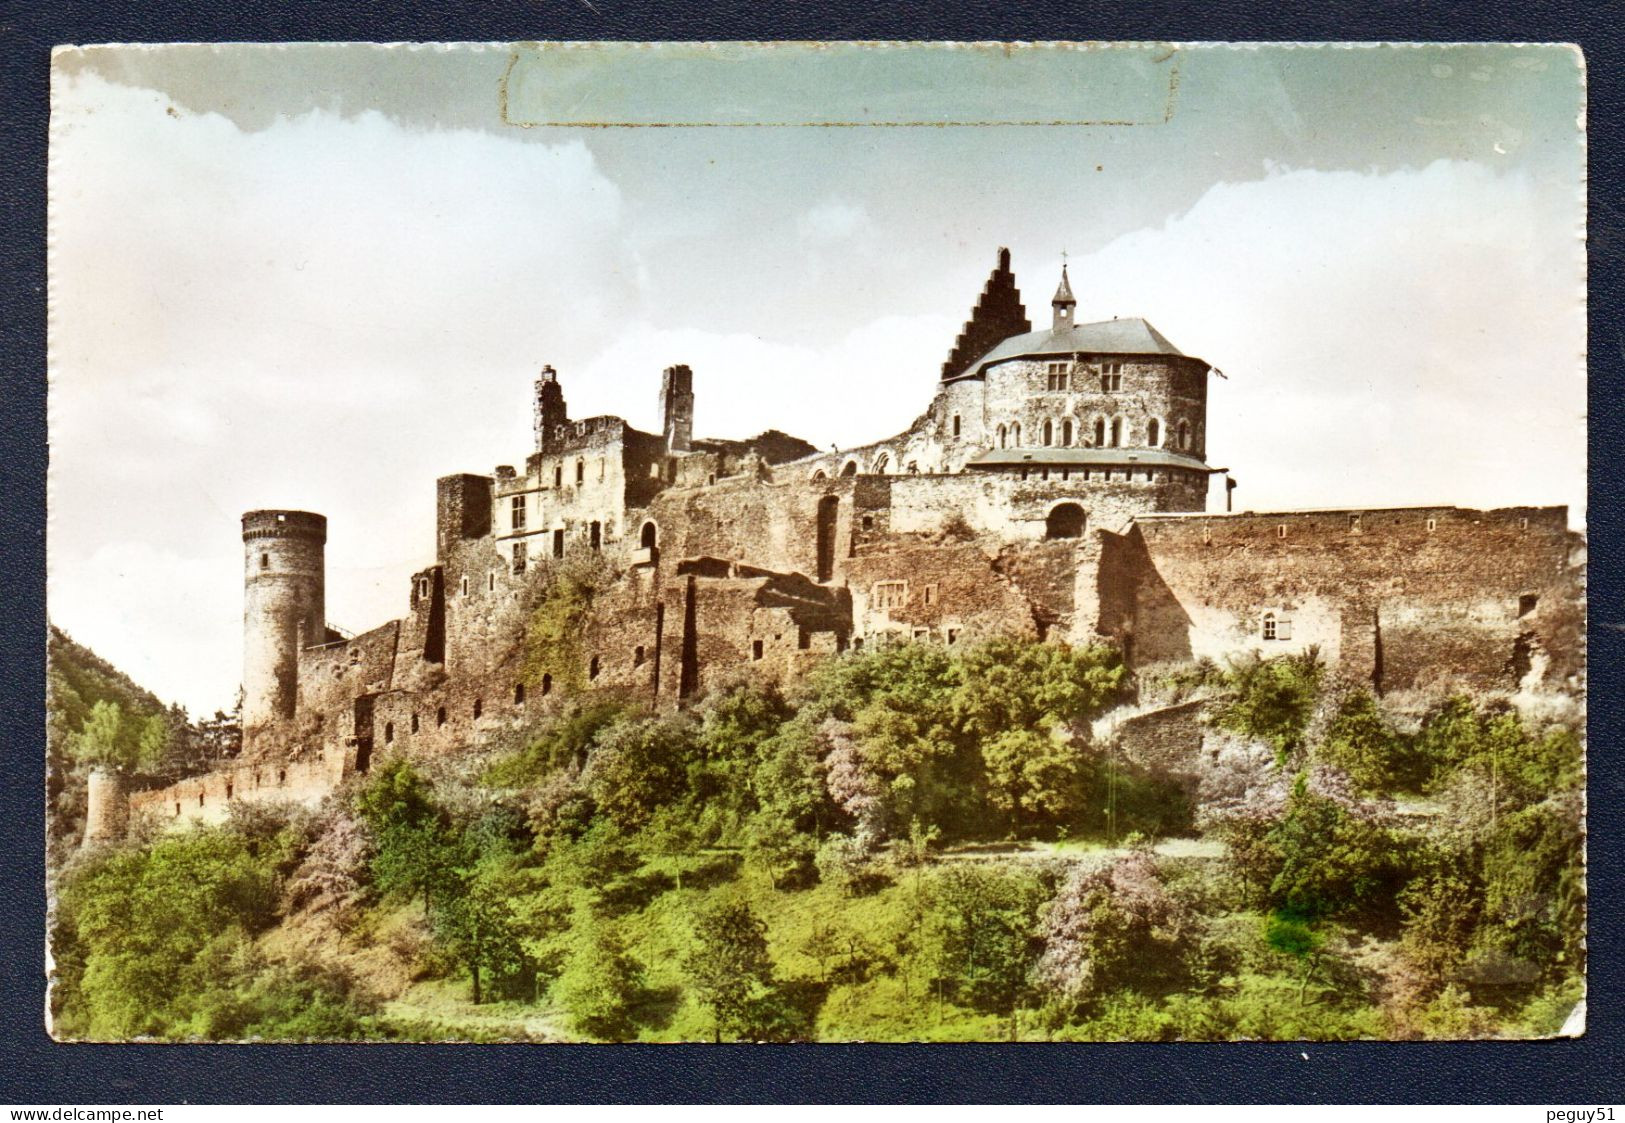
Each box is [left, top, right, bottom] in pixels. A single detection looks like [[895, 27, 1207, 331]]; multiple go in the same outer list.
[[48, 42, 1586, 714]]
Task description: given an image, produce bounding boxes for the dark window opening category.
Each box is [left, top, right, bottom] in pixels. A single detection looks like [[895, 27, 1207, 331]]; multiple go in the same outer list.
[[1045, 503, 1086, 540], [1093, 418, 1105, 447], [510, 494, 526, 531], [1043, 420, 1054, 446], [199, 792, 205, 807], [175, 802, 181, 817], [514, 683, 526, 705], [225, 783, 233, 800], [260, 553, 269, 570], [752, 639, 764, 661], [589, 656, 601, 680], [840, 460, 857, 477], [1148, 418, 1161, 447], [436, 706, 447, 727], [815, 495, 839, 583], [1110, 418, 1122, 447], [553, 465, 563, 489], [411, 713, 419, 733], [542, 673, 553, 696], [590, 521, 602, 552], [354, 741, 371, 774], [1062, 419, 1073, 446], [384, 722, 394, 744], [278, 769, 286, 785], [512, 540, 527, 575], [952, 414, 961, 436], [552, 529, 565, 558], [798, 630, 810, 650], [640, 521, 658, 550], [575, 460, 585, 485], [473, 698, 483, 720], [1518, 593, 1539, 617], [633, 645, 646, 667], [947, 628, 960, 645], [862, 515, 874, 530]]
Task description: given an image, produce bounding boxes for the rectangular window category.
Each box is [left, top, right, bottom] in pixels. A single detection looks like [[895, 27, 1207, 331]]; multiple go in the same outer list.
[[947, 628, 960, 645], [751, 639, 764, 661], [1100, 362, 1123, 392], [872, 580, 908, 610], [512, 541, 527, 575], [923, 583, 938, 606], [1045, 361, 1070, 391], [510, 494, 526, 531], [552, 528, 565, 558]]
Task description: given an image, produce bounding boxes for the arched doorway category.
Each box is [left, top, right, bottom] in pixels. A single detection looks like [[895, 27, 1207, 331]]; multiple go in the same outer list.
[[816, 495, 840, 582], [640, 521, 658, 550], [1045, 503, 1087, 539]]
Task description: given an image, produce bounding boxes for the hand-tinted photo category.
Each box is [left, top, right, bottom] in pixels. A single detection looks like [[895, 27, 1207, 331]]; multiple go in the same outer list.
[[47, 42, 1586, 1041]]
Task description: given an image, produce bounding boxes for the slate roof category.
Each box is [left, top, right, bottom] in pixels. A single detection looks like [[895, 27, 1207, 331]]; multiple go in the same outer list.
[[954, 317, 1187, 379]]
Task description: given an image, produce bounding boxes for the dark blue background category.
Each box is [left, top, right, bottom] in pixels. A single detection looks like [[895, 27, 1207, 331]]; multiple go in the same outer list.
[[2, 3, 1619, 1104]]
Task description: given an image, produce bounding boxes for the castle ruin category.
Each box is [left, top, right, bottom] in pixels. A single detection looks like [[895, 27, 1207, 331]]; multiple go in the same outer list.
[[93, 249, 1585, 835]]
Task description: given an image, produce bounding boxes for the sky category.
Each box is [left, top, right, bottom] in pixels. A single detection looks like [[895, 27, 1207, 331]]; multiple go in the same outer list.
[[47, 42, 1587, 716]]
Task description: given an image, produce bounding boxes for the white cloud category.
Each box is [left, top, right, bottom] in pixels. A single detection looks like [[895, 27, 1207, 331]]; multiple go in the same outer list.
[[1072, 160, 1585, 521], [49, 74, 637, 713], [796, 198, 873, 245]]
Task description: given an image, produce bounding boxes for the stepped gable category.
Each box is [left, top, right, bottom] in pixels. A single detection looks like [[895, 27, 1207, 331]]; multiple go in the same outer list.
[[940, 247, 1031, 381]]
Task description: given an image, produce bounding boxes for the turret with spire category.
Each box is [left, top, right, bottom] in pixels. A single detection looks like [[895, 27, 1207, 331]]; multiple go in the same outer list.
[[1052, 261, 1076, 333]]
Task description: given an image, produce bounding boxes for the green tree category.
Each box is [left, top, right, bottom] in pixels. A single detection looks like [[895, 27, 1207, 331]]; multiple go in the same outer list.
[[1266, 778, 1399, 920], [926, 866, 1045, 1026], [1319, 689, 1414, 793], [555, 920, 644, 1039], [1214, 652, 1322, 763], [981, 727, 1088, 833], [60, 829, 277, 1038], [1398, 858, 1482, 994], [684, 898, 779, 1041], [582, 715, 694, 833], [434, 869, 526, 1005]]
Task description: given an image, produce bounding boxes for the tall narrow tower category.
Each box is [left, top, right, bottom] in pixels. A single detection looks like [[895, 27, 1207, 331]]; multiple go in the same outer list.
[[242, 510, 326, 737], [534, 365, 569, 453], [660, 364, 694, 453], [1051, 263, 1076, 333]]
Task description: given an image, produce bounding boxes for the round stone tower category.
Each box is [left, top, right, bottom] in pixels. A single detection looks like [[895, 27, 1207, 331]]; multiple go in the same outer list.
[[82, 766, 128, 846], [242, 510, 327, 736]]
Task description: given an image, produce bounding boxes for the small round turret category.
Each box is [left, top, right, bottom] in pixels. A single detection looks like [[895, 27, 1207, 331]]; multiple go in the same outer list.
[[83, 766, 128, 845], [242, 510, 326, 734]]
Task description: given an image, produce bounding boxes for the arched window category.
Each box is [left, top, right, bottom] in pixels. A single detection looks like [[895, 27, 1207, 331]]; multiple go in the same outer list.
[[1012, 422, 1022, 447], [1042, 420, 1054, 447], [840, 460, 858, 477], [997, 424, 1007, 449], [811, 469, 827, 481], [1263, 612, 1277, 640], [1093, 417, 1105, 447], [1148, 418, 1160, 447], [1062, 419, 1073, 446], [1110, 418, 1122, 447], [1178, 421, 1191, 451], [872, 451, 890, 474], [641, 521, 657, 550], [1045, 503, 1087, 539]]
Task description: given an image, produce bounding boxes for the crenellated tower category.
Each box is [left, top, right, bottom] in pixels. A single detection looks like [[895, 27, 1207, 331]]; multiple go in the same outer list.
[[241, 510, 326, 739]]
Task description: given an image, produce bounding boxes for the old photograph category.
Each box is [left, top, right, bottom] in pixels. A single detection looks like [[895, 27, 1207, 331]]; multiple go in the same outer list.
[[46, 41, 1586, 1041]]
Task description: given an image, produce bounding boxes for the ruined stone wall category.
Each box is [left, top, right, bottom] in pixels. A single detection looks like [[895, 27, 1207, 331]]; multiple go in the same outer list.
[[1108, 506, 1578, 693], [128, 752, 346, 831]]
